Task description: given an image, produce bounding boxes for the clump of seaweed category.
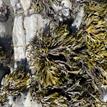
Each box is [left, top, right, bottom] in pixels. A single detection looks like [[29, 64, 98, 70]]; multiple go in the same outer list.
[[0, 0, 107, 107], [30, 24, 70, 87], [28, 1, 107, 106], [1, 65, 30, 99]]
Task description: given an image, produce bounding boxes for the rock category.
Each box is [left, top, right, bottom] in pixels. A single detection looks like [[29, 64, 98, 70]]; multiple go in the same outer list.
[[7, 91, 42, 107], [20, 0, 31, 12], [0, 1, 10, 22], [12, 15, 26, 68], [24, 91, 42, 107], [0, 63, 10, 85], [51, 0, 72, 22], [100, 85, 107, 103], [0, 22, 6, 37], [70, 5, 84, 33]]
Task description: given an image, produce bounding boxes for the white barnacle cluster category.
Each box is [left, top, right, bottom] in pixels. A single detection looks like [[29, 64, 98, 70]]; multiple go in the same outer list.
[[3, 91, 42, 107], [50, 0, 84, 31], [51, 0, 72, 22]]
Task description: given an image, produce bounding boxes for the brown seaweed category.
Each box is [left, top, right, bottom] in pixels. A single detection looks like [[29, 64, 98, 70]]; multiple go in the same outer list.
[[0, 0, 107, 107]]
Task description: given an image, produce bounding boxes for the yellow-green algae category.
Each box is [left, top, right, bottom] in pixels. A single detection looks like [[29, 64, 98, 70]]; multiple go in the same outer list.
[[0, 0, 107, 107]]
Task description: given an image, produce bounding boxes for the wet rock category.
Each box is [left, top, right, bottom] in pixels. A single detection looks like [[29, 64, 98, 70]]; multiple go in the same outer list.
[[70, 5, 84, 33], [0, 1, 10, 22], [0, 63, 10, 85]]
